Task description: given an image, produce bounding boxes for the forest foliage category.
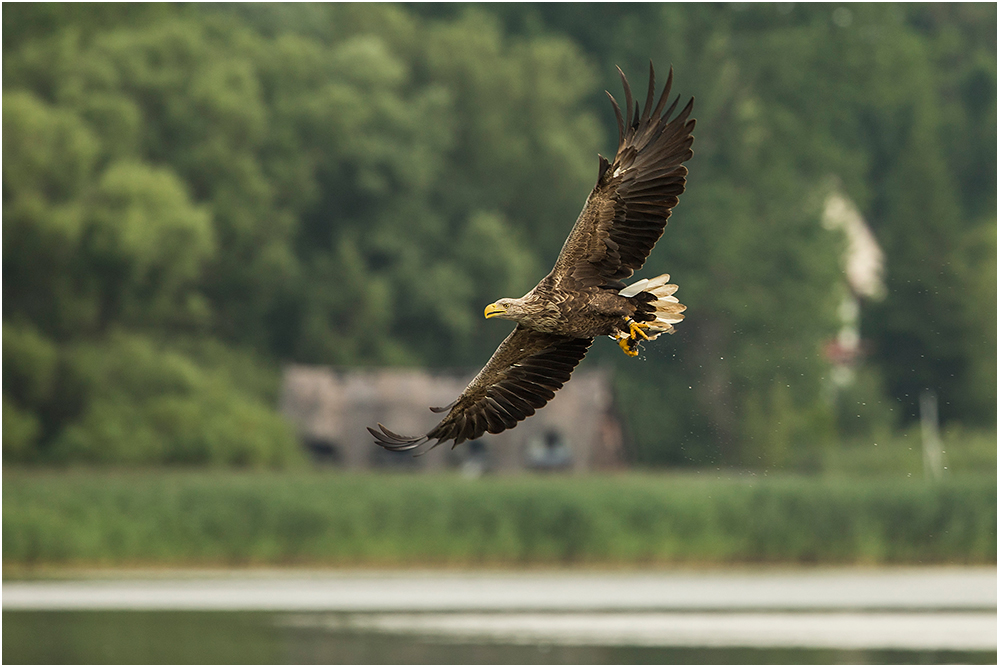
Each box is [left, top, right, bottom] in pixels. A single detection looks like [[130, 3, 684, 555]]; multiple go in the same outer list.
[[3, 4, 995, 467]]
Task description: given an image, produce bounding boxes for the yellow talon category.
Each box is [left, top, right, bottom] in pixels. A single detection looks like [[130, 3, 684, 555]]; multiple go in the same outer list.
[[628, 320, 651, 341], [617, 336, 639, 357], [613, 320, 652, 357]]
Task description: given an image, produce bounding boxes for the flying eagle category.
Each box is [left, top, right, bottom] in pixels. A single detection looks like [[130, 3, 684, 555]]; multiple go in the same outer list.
[[370, 63, 695, 452]]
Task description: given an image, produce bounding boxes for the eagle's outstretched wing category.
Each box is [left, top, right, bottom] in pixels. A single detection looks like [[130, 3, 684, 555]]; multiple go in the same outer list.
[[371, 64, 693, 453], [369, 326, 592, 451], [545, 63, 695, 293]]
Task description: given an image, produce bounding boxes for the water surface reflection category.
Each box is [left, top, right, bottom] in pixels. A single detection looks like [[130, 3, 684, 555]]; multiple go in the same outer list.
[[4, 611, 995, 664]]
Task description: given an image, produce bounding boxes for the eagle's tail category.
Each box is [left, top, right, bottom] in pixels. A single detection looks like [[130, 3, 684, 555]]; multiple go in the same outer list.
[[619, 273, 686, 337]]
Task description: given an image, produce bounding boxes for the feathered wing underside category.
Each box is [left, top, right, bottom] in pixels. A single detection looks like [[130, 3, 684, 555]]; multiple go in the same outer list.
[[547, 63, 695, 292], [368, 326, 593, 452]]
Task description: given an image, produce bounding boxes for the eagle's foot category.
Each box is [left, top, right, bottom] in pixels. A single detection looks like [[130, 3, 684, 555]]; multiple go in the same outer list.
[[612, 320, 655, 357], [617, 335, 640, 357], [628, 319, 652, 341], [614, 326, 642, 357]]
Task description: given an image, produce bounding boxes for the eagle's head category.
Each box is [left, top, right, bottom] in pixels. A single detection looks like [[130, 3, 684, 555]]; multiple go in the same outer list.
[[484, 297, 529, 321]]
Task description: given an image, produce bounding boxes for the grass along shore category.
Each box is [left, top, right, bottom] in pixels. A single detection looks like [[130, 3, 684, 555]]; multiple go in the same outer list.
[[3, 469, 995, 569]]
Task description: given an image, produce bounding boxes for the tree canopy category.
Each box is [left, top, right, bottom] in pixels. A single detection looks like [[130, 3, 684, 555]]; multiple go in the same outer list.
[[3, 3, 995, 467]]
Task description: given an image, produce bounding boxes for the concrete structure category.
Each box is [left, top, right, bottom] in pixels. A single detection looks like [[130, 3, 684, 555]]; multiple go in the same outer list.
[[279, 366, 624, 472]]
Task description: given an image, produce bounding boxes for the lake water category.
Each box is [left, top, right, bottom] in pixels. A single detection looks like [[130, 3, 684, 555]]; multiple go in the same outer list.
[[4, 610, 995, 664], [5, 569, 995, 664]]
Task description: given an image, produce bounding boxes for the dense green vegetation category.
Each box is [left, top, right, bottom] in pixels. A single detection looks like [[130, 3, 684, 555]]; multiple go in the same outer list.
[[3, 4, 995, 467], [4, 470, 994, 567]]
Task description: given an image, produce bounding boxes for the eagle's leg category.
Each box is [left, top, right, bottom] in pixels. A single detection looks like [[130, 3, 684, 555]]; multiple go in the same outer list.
[[628, 319, 652, 341]]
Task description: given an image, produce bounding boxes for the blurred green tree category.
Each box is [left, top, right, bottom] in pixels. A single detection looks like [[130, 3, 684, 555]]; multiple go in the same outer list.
[[468, 3, 996, 464], [2, 4, 600, 464], [3, 3, 994, 468]]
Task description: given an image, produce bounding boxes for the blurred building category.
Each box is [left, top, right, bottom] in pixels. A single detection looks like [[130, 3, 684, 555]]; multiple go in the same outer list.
[[279, 365, 625, 473]]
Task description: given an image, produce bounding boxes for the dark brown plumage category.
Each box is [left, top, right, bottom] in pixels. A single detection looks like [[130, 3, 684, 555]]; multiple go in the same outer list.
[[370, 63, 695, 452]]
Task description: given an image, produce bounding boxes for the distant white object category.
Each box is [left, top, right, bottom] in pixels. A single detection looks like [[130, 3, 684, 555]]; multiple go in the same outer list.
[[822, 193, 886, 300], [920, 390, 947, 481], [821, 191, 886, 387]]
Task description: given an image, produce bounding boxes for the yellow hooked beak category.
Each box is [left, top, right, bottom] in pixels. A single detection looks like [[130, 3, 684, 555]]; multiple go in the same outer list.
[[484, 302, 506, 319]]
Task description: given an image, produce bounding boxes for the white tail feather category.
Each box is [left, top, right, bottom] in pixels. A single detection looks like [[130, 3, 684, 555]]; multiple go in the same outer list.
[[618, 279, 649, 298], [621, 273, 686, 335], [619, 273, 672, 297]]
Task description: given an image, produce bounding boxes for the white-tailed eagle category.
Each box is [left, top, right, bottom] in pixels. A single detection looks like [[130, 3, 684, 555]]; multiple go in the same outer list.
[[370, 63, 695, 452]]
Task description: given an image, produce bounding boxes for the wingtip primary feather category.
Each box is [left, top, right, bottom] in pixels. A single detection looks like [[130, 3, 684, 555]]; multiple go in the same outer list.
[[597, 154, 611, 181], [617, 66, 636, 128], [368, 424, 428, 452], [642, 61, 656, 120], [606, 90, 625, 146]]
